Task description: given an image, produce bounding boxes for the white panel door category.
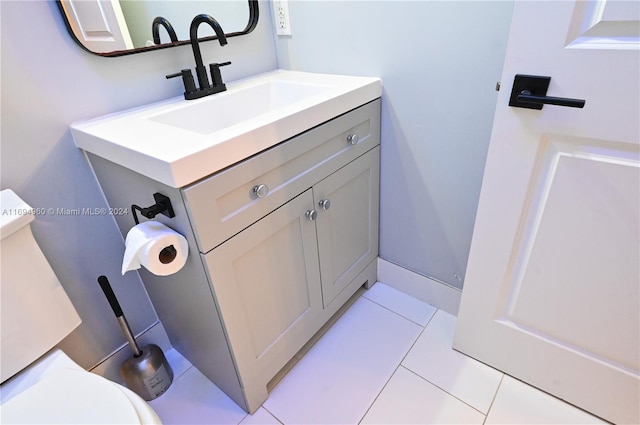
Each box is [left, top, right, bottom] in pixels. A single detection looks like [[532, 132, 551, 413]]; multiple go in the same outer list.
[[59, 0, 133, 53], [453, 1, 639, 424]]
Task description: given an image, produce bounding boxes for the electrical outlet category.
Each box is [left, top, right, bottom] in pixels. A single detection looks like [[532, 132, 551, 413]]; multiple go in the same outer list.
[[274, 0, 292, 36]]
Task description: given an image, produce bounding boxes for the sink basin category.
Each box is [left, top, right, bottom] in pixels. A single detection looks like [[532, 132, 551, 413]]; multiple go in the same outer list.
[[71, 70, 381, 188], [149, 80, 331, 135]]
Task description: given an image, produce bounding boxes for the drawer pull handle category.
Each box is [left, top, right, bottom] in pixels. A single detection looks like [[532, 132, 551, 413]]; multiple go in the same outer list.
[[347, 134, 359, 145], [319, 199, 331, 211], [252, 184, 269, 199], [305, 209, 318, 221]]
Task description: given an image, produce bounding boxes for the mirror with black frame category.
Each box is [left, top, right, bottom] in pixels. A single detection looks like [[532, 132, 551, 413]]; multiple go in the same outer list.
[[57, 0, 258, 57]]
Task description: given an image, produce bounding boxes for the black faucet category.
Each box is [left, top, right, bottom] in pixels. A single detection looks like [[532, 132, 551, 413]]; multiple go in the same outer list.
[[152, 17, 178, 45], [166, 14, 231, 100]]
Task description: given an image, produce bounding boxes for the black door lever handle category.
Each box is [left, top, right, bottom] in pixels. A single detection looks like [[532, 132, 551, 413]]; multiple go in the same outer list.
[[509, 75, 586, 110], [517, 90, 585, 108]]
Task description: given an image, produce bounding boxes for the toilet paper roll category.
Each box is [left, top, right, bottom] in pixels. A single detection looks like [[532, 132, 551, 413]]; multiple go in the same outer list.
[[121, 221, 189, 276]]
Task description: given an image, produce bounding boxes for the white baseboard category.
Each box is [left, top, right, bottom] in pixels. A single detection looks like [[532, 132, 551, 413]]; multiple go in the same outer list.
[[377, 258, 462, 316]]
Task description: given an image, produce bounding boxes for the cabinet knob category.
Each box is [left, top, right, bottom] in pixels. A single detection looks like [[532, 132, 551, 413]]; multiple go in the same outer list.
[[318, 199, 331, 210], [347, 134, 359, 145], [305, 209, 318, 221], [252, 184, 269, 199]]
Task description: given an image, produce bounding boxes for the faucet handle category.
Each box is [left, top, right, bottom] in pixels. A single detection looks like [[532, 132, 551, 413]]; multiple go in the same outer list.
[[209, 62, 232, 89], [166, 69, 197, 97]]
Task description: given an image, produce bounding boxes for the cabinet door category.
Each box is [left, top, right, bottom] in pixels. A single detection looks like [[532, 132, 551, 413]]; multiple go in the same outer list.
[[202, 190, 323, 398], [315, 147, 380, 308]]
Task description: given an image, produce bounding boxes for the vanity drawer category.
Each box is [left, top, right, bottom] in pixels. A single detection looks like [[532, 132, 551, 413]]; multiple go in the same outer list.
[[182, 99, 381, 253]]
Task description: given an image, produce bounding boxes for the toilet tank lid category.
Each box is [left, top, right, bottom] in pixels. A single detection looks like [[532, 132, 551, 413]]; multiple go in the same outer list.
[[1, 189, 35, 240]]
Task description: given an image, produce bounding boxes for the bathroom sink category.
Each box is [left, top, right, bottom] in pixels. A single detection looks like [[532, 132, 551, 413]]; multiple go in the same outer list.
[[149, 80, 331, 135], [71, 70, 381, 188]]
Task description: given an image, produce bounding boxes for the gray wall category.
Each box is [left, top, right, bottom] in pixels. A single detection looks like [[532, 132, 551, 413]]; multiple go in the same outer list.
[[0, 0, 276, 370], [273, 1, 514, 289]]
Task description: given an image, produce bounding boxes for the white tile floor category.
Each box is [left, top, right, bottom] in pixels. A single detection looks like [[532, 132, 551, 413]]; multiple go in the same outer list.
[[149, 283, 607, 424]]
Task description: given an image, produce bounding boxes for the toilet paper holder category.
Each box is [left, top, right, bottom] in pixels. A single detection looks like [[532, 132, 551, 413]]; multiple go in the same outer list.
[[131, 193, 175, 225]]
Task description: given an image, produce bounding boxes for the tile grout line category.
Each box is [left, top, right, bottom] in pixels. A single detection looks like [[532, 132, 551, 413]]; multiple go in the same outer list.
[[357, 363, 400, 424], [361, 293, 437, 328], [482, 374, 505, 425], [357, 308, 439, 424], [237, 412, 249, 424], [356, 323, 430, 424], [170, 364, 194, 382], [395, 306, 438, 366], [261, 405, 285, 425], [400, 365, 489, 420], [357, 306, 491, 423], [393, 307, 500, 420]]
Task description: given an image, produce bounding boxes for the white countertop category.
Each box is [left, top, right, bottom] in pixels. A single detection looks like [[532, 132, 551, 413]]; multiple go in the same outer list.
[[71, 70, 382, 188]]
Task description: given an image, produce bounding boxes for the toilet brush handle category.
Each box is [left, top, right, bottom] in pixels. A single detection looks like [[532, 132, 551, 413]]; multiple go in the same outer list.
[[98, 275, 123, 316], [98, 276, 142, 357], [116, 316, 143, 358]]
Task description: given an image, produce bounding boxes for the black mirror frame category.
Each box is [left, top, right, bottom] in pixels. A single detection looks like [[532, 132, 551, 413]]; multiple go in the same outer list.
[[56, 0, 259, 57]]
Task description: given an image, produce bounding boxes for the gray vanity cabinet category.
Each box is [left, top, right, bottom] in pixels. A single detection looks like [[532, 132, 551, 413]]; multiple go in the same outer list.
[[86, 99, 380, 414], [200, 146, 380, 410], [187, 99, 381, 411]]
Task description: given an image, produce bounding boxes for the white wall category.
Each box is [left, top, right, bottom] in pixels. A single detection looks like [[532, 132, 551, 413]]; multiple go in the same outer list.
[[273, 0, 514, 289], [0, 0, 276, 370]]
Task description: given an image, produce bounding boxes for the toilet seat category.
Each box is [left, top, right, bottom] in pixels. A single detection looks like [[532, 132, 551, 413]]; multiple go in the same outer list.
[[1, 368, 161, 424]]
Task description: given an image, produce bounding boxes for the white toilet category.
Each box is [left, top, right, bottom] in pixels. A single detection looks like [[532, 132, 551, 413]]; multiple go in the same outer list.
[[0, 189, 162, 424]]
